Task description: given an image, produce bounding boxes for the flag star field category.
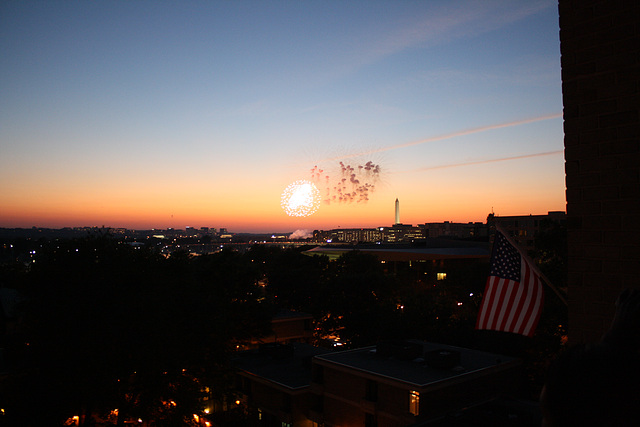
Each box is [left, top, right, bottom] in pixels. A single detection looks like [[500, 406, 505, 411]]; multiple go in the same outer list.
[[491, 233, 522, 281]]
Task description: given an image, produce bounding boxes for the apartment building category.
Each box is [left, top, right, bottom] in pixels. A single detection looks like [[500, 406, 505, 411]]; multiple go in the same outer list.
[[235, 340, 522, 427]]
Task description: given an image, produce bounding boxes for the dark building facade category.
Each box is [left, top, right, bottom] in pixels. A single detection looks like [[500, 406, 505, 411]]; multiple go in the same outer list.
[[422, 221, 488, 240], [559, 0, 640, 343], [488, 211, 566, 254]]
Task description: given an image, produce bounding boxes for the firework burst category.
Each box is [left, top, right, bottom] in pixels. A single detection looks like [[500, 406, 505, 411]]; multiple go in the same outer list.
[[281, 180, 321, 217]]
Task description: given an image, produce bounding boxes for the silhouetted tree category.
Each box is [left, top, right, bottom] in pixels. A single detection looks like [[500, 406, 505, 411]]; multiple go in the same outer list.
[[3, 235, 271, 426], [312, 251, 399, 346], [261, 246, 329, 313]]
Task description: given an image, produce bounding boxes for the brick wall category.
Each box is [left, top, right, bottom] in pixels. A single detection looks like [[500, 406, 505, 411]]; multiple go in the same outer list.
[[559, 0, 640, 343]]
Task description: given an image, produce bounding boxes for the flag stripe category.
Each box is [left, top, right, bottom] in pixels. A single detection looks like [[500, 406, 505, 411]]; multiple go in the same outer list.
[[476, 276, 498, 329], [486, 278, 508, 330], [512, 265, 535, 334], [480, 277, 505, 330], [517, 263, 536, 335], [520, 263, 544, 336], [495, 278, 515, 329], [502, 278, 526, 332], [515, 263, 539, 336], [476, 230, 544, 337], [495, 279, 519, 331], [525, 283, 544, 336]]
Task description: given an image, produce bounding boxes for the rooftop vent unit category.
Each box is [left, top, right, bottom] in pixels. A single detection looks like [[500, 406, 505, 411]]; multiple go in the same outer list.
[[376, 340, 423, 361], [425, 349, 461, 369], [259, 343, 294, 360]]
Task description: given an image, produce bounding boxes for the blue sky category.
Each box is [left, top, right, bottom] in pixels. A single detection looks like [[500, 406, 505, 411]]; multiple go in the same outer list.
[[0, 0, 565, 232]]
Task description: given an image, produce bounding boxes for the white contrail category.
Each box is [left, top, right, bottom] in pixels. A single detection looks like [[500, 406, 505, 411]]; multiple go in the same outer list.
[[411, 150, 564, 172], [328, 112, 563, 161]]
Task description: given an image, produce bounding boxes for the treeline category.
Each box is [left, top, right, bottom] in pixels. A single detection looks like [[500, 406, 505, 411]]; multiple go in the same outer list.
[[2, 236, 277, 425]]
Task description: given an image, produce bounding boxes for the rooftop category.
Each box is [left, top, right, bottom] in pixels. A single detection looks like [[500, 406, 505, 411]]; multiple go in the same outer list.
[[303, 241, 490, 261], [234, 343, 330, 390], [314, 340, 519, 388]]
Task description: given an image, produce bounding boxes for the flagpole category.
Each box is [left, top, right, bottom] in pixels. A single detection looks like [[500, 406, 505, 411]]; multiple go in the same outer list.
[[494, 223, 568, 306]]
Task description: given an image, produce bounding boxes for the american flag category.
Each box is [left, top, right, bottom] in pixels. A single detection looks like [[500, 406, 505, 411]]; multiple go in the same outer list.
[[476, 230, 544, 337]]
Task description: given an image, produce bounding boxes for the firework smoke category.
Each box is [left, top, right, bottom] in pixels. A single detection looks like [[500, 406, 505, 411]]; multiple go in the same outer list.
[[310, 160, 381, 205], [289, 229, 313, 239]]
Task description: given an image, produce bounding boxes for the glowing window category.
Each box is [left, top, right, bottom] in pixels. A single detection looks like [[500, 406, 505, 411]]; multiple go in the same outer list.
[[409, 390, 420, 416], [436, 272, 447, 280]]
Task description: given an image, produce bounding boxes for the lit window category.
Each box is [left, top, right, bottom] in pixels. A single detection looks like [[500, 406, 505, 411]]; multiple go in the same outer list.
[[436, 272, 447, 280], [409, 390, 420, 416]]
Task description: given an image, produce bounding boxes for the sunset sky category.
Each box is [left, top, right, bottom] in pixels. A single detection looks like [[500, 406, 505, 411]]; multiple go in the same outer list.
[[1, 0, 565, 233]]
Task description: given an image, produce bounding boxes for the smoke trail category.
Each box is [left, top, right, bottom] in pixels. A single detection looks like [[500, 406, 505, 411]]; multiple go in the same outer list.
[[289, 229, 313, 239], [328, 112, 563, 161], [410, 150, 564, 172]]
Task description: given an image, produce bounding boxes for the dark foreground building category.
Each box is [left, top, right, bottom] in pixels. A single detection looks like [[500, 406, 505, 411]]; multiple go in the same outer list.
[[559, 0, 640, 343], [234, 341, 526, 427]]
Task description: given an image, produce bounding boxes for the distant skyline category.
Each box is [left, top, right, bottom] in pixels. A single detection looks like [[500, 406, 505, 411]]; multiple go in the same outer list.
[[1, 1, 565, 233]]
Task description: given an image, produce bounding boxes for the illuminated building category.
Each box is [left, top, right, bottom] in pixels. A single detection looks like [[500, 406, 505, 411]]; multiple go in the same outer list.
[[313, 228, 382, 244], [312, 210, 564, 246], [379, 224, 425, 243]]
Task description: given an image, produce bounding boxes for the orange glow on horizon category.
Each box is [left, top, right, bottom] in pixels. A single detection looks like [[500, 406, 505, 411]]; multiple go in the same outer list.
[[1, 151, 565, 232], [0, 183, 565, 232], [0, 201, 565, 232]]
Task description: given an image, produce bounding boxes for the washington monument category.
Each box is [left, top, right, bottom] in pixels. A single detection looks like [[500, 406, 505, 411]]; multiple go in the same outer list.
[[395, 198, 400, 225]]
